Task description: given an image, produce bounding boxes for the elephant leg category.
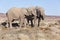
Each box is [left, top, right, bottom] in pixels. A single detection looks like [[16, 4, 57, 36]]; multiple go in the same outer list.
[[7, 20, 12, 28], [20, 19, 22, 27], [6, 17, 10, 28], [26, 19, 29, 27], [9, 20, 12, 28], [22, 18, 25, 27], [6, 20, 9, 28], [18, 19, 21, 29], [34, 16, 37, 27], [6, 20, 12, 28], [31, 19, 34, 27], [20, 17, 24, 28], [24, 18, 27, 27], [38, 18, 40, 27]]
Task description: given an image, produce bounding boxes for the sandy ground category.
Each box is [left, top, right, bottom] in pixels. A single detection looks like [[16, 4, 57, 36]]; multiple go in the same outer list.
[[0, 16, 60, 40]]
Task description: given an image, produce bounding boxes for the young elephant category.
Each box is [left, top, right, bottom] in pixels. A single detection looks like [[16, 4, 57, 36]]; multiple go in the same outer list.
[[27, 6, 45, 27]]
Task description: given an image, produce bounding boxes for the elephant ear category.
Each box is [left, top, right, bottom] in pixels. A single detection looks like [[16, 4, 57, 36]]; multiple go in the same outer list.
[[35, 6, 46, 20], [40, 7, 45, 19]]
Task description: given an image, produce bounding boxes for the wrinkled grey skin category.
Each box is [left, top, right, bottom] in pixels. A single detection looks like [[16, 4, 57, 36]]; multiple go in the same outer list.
[[27, 6, 45, 27], [6, 7, 28, 28]]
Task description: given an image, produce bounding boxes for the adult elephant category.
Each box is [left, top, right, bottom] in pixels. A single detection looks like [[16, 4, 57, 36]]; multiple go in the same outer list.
[[35, 6, 45, 27], [6, 7, 28, 28], [27, 6, 45, 27]]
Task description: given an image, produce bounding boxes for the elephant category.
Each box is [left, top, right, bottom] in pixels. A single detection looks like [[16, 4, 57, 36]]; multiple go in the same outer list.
[[6, 7, 28, 28], [6, 6, 45, 28], [26, 6, 45, 27], [35, 6, 45, 27]]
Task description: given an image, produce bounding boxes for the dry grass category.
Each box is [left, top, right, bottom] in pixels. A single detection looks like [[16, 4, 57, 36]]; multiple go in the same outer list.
[[0, 15, 60, 40]]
